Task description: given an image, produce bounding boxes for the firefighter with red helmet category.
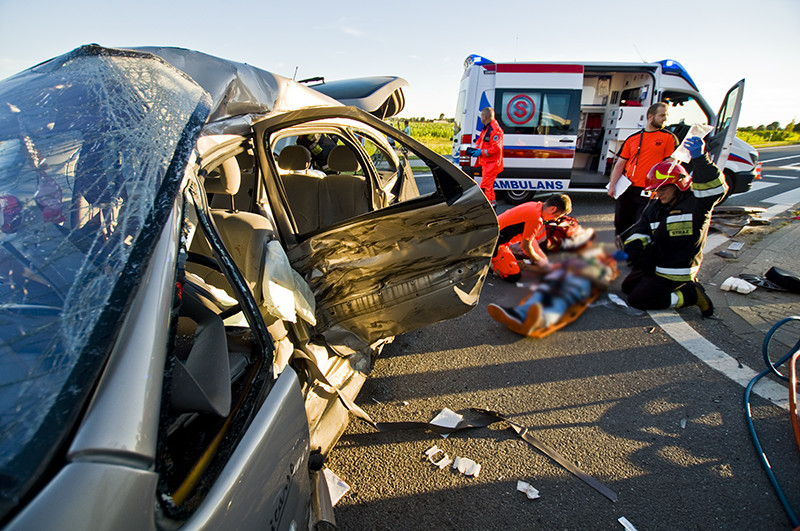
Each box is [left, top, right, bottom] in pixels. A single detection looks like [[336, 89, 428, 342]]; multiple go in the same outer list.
[[464, 107, 503, 205], [620, 136, 728, 316]]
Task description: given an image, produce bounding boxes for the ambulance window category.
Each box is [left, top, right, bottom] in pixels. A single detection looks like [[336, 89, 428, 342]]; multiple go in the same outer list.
[[540, 94, 573, 133], [662, 92, 711, 128], [454, 89, 467, 136], [495, 89, 579, 135]]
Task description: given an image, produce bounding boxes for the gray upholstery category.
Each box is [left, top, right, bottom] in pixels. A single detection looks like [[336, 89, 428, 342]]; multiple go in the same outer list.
[[191, 156, 275, 299], [326, 145, 359, 172], [278, 145, 312, 171], [279, 144, 372, 234], [320, 146, 370, 227], [204, 157, 241, 195], [282, 172, 323, 234]]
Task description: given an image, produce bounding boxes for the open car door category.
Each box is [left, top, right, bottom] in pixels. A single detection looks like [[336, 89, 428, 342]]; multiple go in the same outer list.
[[706, 79, 745, 170], [253, 106, 497, 356], [308, 76, 409, 119]]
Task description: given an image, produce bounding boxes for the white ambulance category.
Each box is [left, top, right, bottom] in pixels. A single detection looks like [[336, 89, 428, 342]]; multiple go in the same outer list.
[[453, 54, 758, 204]]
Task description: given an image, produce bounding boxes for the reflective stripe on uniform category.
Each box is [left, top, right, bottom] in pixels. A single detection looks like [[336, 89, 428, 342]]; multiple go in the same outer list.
[[656, 265, 698, 281], [624, 233, 651, 247], [665, 213, 693, 236], [670, 290, 684, 308], [693, 184, 727, 198], [650, 221, 660, 231], [666, 213, 693, 224], [692, 176, 727, 198]]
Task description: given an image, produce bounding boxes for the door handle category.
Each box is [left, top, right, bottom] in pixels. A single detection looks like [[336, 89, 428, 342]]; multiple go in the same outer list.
[[559, 139, 575, 143]]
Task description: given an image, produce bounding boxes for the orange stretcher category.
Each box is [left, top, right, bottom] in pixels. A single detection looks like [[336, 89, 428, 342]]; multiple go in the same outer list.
[[520, 287, 605, 339]]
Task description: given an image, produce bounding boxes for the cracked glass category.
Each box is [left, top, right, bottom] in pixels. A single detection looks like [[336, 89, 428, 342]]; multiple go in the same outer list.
[[0, 47, 207, 518]]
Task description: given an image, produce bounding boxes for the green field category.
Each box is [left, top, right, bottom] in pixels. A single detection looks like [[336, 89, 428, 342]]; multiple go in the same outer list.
[[391, 119, 799, 155], [390, 120, 453, 155]]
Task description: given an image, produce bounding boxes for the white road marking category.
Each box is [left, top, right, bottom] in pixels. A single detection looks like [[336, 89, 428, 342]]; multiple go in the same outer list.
[[648, 310, 789, 410], [763, 186, 800, 208], [704, 232, 728, 253], [646, 188, 800, 410], [739, 181, 778, 194], [763, 174, 797, 180], [761, 154, 800, 163]]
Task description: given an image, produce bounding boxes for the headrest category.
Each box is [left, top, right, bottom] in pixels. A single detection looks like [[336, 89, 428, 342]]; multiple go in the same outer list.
[[327, 145, 359, 172], [204, 157, 241, 196], [278, 145, 312, 171]]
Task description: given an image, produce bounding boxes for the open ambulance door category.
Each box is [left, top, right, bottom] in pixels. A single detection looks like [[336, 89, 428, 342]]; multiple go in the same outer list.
[[706, 79, 744, 171]]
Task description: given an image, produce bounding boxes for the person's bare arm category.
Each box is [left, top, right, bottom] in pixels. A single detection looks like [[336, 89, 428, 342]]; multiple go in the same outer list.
[[522, 238, 548, 264]]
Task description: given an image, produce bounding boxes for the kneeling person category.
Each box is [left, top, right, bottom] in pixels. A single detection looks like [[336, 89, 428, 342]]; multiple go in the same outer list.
[[492, 194, 572, 282], [621, 137, 727, 317]]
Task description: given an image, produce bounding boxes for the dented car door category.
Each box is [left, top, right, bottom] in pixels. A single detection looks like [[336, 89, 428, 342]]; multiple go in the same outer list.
[[254, 107, 498, 355]]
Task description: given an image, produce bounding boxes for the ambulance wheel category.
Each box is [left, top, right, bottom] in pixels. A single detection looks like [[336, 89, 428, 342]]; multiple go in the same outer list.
[[501, 190, 536, 205]]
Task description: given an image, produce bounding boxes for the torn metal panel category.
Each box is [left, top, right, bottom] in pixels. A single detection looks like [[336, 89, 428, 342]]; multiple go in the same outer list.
[[134, 46, 341, 136], [289, 185, 497, 353]]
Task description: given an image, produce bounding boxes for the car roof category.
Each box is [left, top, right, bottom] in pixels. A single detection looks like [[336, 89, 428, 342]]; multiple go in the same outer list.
[[132, 46, 342, 135]]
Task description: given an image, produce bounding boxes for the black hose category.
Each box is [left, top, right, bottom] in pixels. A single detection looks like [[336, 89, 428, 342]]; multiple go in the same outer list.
[[743, 316, 800, 528]]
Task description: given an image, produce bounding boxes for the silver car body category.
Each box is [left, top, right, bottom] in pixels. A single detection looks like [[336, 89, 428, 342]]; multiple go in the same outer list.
[[0, 46, 497, 529]]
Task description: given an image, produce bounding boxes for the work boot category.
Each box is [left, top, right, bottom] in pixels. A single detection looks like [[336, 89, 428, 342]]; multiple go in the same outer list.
[[694, 282, 714, 318], [520, 302, 544, 335], [488, 303, 524, 334]]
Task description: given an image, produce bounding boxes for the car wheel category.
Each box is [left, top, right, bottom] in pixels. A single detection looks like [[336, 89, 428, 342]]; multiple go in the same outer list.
[[501, 189, 536, 205]]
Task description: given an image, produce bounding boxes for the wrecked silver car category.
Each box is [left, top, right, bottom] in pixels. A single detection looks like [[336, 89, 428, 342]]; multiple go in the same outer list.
[[0, 45, 497, 528]]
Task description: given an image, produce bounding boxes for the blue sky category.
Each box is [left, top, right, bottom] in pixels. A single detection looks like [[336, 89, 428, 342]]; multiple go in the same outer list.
[[1, 0, 798, 127]]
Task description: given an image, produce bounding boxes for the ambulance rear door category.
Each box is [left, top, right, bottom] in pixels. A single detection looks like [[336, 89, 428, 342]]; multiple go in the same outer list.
[[493, 63, 583, 203]]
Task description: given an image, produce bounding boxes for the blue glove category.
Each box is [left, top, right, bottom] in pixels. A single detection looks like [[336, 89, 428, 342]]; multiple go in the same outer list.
[[612, 250, 629, 262], [684, 136, 704, 159], [465, 147, 479, 157]]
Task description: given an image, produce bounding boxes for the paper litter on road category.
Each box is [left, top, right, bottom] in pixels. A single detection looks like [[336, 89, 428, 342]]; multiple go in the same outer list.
[[424, 445, 453, 469], [430, 407, 464, 438], [608, 293, 628, 307], [452, 456, 481, 477], [720, 276, 757, 294], [516, 480, 540, 500], [618, 516, 639, 531], [322, 468, 350, 506]]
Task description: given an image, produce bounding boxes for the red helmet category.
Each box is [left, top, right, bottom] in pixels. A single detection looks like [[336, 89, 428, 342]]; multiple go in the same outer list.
[[645, 161, 692, 192]]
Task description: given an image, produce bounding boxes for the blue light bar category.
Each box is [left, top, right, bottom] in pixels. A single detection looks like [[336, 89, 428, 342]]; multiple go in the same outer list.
[[464, 54, 494, 69], [659, 59, 698, 91]]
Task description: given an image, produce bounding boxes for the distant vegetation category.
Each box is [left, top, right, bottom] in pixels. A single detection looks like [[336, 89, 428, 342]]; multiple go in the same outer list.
[[390, 118, 453, 155], [391, 118, 800, 155], [737, 121, 799, 147]]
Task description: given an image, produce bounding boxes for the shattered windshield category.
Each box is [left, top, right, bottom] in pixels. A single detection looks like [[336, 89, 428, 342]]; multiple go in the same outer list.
[[0, 46, 208, 518]]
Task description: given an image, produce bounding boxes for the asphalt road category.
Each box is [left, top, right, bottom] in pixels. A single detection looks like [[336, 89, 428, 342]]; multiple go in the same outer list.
[[327, 147, 800, 530]]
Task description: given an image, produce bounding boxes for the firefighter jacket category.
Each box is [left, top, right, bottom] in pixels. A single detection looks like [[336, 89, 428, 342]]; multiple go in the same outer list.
[[476, 119, 504, 175], [623, 155, 728, 282]]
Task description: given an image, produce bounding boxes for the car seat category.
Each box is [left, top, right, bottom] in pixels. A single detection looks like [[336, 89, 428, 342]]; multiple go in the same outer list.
[[278, 144, 324, 234], [319, 145, 370, 227]]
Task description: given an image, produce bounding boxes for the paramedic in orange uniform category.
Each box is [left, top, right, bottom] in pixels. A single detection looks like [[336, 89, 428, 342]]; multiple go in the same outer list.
[[491, 194, 572, 282], [607, 102, 678, 239], [465, 107, 504, 205]]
